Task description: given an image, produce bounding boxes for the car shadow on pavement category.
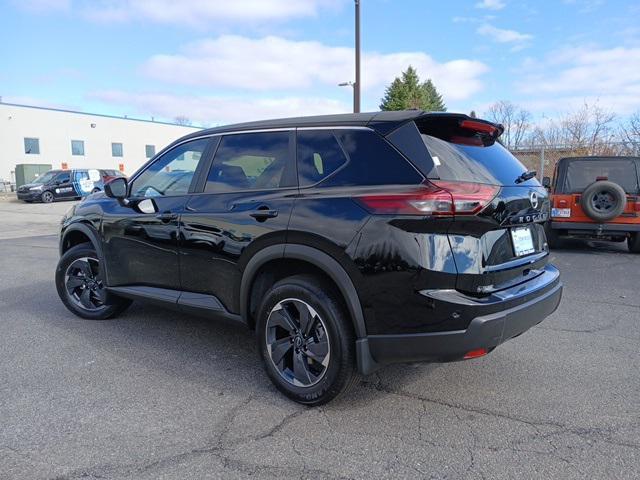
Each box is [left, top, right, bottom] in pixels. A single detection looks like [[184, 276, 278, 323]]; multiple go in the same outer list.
[[8, 280, 428, 407]]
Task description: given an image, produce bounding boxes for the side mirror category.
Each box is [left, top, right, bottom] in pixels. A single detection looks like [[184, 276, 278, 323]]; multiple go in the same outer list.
[[542, 176, 551, 188], [105, 177, 128, 199]]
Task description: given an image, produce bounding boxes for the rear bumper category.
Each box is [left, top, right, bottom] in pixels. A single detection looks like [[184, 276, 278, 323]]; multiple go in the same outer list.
[[551, 221, 640, 233], [356, 265, 562, 373]]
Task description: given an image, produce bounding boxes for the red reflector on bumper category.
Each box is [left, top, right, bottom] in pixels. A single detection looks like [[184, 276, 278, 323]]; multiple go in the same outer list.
[[463, 348, 488, 360]]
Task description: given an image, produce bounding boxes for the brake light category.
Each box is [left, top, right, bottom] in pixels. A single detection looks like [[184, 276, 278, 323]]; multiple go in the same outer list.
[[460, 119, 499, 136], [356, 181, 498, 216]]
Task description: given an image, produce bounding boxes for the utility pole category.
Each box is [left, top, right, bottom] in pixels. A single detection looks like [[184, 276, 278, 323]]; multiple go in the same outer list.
[[354, 0, 361, 113]]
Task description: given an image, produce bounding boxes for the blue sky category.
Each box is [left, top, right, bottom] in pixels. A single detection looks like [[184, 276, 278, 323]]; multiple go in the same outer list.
[[1, 0, 639, 126]]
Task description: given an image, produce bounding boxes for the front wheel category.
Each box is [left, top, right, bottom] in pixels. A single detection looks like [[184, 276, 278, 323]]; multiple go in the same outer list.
[[55, 243, 131, 319], [256, 274, 358, 405], [628, 233, 640, 253], [41, 191, 54, 203]]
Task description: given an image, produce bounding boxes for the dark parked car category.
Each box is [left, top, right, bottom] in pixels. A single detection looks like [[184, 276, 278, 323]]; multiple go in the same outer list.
[[17, 168, 118, 203], [544, 156, 640, 252], [55, 111, 562, 405]]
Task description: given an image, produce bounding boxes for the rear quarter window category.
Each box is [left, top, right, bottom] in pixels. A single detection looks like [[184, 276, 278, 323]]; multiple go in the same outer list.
[[316, 130, 422, 187]]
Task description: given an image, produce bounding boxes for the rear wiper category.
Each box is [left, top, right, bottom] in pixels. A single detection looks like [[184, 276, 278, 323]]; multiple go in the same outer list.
[[515, 170, 537, 184]]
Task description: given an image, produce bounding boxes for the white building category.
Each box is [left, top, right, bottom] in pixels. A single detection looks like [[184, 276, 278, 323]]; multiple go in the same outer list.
[[0, 102, 201, 182]]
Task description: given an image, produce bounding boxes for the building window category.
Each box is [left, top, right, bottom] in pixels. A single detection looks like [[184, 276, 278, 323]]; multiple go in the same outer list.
[[24, 138, 40, 154], [71, 140, 85, 156], [145, 144, 156, 158], [112, 142, 123, 157]]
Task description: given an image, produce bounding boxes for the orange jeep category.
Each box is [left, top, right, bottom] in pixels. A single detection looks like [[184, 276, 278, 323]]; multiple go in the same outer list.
[[544, 156, 640, 252]]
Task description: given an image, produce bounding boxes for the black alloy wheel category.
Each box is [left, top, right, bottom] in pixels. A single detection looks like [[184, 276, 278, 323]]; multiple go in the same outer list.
[[55, 243, 131, 320], [265, 298, 331, 387], [65, 257, 106, 311]]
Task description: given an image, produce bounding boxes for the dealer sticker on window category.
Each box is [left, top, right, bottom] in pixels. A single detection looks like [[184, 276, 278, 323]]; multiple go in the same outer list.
[[551, 208, 571, 218], [511, 226, 536, 257]]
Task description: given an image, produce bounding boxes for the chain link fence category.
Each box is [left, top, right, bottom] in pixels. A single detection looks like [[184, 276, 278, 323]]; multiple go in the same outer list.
[[510, 142, 640, 180]]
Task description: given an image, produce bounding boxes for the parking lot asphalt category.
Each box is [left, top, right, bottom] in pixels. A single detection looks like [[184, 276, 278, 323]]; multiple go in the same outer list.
[[0, 207, 639, 479]]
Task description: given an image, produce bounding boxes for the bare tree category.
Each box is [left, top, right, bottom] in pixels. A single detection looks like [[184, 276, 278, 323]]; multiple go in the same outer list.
[[530, 102, 616, 155], [174, 115, 192, 126], [485, 100, 532, 149], [620, 111, 640, 155]]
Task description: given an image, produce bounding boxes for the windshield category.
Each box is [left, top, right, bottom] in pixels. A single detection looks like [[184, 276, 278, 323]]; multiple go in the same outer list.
[[33, 171, 59, 184], [560, 159, 640, 194], [421, 135, 535, 186]]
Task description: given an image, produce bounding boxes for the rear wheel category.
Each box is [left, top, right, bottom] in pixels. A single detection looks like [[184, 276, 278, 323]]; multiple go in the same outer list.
[[256, 274, 358, 405], [55, 243, 131, 319], [628, 233, 640, 253], [41, 191, 54, 203]]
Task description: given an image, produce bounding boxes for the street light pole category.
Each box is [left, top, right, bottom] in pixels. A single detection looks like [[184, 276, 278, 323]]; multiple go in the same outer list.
[[354, 0, 361, 113]]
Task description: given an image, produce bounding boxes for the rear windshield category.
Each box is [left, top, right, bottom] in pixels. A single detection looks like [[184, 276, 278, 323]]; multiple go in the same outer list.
[[560, 159, 639, 194], [421, 134, 532, 186]]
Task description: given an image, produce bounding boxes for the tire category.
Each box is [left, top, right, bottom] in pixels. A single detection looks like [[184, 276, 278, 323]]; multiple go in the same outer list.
[[55, 243, 131, 320], [256, 274, 358, 406], [41, 190, 54, 203], [580, 181, 626, 222], [544, 221, 562, 249], [628, 233, 640, 253]]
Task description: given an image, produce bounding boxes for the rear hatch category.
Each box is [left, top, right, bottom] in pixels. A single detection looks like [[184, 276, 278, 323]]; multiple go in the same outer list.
[[401, 114, 549, 295]]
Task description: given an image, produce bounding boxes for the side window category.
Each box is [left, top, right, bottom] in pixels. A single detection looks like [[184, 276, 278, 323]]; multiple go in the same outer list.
[[56, 172, 71, 183], [296, 131, 348, 187], [205, 132, 290, 193], [322, 130, 422, 187], [131, 138, 209, 197]]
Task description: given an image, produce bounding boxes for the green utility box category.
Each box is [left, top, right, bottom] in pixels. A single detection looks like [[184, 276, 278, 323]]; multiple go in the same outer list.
[[15, 164, 53, 188]]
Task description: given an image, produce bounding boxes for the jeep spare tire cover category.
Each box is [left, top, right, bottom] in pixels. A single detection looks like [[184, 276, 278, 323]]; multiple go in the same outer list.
[[580, 180, 626, 222]]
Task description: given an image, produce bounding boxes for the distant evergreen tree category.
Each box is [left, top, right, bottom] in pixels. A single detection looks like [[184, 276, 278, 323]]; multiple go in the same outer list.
[[379, 66, 447, 112]]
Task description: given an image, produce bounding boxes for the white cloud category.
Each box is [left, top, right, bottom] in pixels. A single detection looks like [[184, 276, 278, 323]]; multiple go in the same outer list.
[[475, 0, 506, 10], [81, 0, 343, 25], [477, 24, 533, 44], [516, 46, 640, 114], [88, 90, 349, 125], [141, 35, 489, 101]]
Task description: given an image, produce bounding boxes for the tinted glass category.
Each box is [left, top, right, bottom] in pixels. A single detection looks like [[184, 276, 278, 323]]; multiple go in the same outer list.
[[318, 130, 422, 187], [131, 138, 209, 197], [562, 159, 639, 194], [112, 143, 123, 157], [56, 172, 71, 183], [297, 131, 348, 186], [24, 138, 40, 154], [34, 171, 58, 184], [421, 135, 534, 186], [71, 140, 84, 156], [145, 145, 156, 158], [205, 132, 290, 192]]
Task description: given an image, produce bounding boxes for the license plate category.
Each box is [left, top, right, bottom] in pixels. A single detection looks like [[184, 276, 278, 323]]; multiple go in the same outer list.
[[511, 226, 536, 257], [551, 208, 571, 218]]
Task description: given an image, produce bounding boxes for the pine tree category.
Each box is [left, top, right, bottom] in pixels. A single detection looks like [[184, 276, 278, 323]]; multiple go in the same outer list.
[[379, 66, 447, 112]]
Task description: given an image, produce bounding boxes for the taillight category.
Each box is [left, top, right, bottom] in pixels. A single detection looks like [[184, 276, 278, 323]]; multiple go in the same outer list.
[[355, 181, 498, 216], [459, 119, 499, 136]]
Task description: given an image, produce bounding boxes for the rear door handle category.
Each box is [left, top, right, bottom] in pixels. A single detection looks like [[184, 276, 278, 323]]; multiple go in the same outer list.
[[249, 207, 278, 220], [156, 212, 178, 223]]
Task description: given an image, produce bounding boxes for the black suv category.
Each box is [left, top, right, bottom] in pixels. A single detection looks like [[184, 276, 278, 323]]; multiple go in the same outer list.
[[56, 111, 562, 405]]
